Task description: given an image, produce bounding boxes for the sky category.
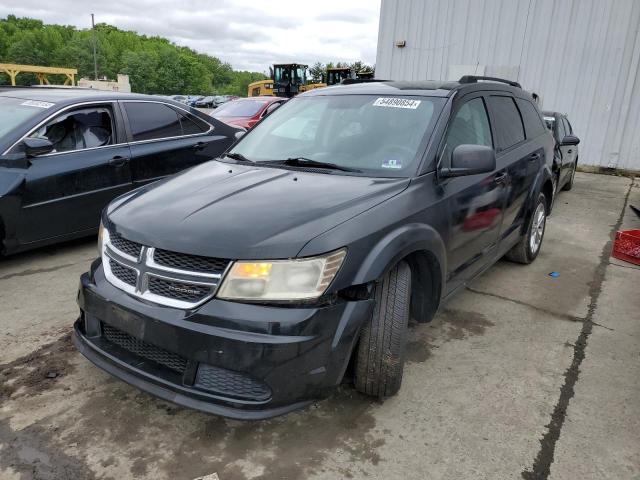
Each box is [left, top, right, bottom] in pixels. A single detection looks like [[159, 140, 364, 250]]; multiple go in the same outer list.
[[0, 0, 381, 73]]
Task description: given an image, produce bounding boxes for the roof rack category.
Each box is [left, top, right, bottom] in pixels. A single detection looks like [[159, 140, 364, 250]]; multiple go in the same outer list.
[[341, 78, 387, 85], [458, 75, 521, 88]]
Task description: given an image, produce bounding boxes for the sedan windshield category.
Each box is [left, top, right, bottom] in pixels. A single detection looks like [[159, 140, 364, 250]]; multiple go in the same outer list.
[[0, 97, 50, 138], [213, 100, 267, 118], [229, 94, 443, 176]]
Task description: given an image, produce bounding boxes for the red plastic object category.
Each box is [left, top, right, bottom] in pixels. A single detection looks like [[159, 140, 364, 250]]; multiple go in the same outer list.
[[612, 229, 640, 265]]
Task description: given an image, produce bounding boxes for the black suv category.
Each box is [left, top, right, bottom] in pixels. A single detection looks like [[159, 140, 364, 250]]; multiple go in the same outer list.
[[74, 76, 556, 419], [0, 87, 240, 255], [542, 111, 580, 193]]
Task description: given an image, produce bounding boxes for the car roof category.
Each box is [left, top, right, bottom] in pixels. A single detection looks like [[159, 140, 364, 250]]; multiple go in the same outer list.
[[301, 79, 528, 98], [542, 110, 564, 118], [0, 87, 177, 105]]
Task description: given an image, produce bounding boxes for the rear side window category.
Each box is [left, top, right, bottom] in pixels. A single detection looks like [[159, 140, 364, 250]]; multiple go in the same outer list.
[[178, 112, 210, 135], [515, 98, 546, 138], [124, 102, 182, 141], [562, 117, 572, 135], [489, 96, 525, 150], [442, 97, 492, 164]]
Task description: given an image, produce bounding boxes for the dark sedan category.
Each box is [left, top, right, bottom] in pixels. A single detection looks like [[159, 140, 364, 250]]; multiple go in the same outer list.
[[543, 111, 580, 193], [0, 87, 241, 255]]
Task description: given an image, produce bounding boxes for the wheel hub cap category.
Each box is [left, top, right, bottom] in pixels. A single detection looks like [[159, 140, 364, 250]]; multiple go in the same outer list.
[[529, 203, 546, 254]]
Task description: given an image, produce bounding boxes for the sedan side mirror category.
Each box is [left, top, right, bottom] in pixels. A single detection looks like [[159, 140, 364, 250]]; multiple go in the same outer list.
[[234, 130, 246, 140], [560, 135, 580, 146], [23, 137, 54, 157], [440, 144, 496, 178]]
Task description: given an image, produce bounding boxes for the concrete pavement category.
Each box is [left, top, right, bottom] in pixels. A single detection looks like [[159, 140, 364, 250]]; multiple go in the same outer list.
[[0, 172, 637, 480]]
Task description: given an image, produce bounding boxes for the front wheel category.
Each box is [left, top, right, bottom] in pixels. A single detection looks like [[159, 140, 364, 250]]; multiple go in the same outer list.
[[505, 193, 547, 264], [354, 261, 411, 398]]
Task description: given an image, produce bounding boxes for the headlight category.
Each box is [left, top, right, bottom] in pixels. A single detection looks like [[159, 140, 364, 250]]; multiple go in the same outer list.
[[217, 249, 346, 301], [97, 221, 105, 255]]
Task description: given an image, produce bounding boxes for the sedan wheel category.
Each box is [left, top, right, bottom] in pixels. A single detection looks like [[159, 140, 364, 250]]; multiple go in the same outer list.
[[505, 192, 547, 264], [529, 202, 546, 255]]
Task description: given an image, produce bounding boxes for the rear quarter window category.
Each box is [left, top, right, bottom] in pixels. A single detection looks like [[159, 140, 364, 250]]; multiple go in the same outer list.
[[124, 102, 183, 141], [515, 98, 546, 138], [488, 96, 525, 151]]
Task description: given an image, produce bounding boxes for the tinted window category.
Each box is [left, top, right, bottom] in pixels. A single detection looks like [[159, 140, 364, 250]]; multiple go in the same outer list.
[[516, 98, 546, 138], [489, 96, 525, 150], [443, 97, 492, 164], [179, 112, 209, 135], [562, 117, 572, 136], [125, 102, 182, 141], [29, 106, 113, 153]]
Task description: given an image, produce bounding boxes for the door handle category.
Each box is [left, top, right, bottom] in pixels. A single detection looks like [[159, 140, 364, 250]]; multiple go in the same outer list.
[[192, 141, 206, 151], [109, 155, 130, 167], [494, 172, 508, 184], [528, 153, 541, 161]]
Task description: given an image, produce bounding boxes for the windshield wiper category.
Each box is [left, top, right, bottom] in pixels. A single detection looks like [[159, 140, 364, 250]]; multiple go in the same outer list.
[[266, 157, 362, 173], [224, 152, 255, 163]]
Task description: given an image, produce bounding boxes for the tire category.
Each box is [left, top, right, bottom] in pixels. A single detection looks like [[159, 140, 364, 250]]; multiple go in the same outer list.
[[354, 261, 411, 398], [563, 160, 576, 191], [505, 193, 547, 264]]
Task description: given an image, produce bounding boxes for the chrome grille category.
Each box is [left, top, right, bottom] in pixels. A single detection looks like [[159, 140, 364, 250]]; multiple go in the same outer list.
[[148, 276, 212, 303], [103, 324, 187, 373], [109, 232, 142, 259], [102, 229, 228, 309], [153, 249, 229, 273], [109, 259, 137, 286]]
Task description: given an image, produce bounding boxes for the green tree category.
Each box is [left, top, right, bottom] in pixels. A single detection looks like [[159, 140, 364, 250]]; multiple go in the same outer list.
[[0, 15, 264, 95], [309, 62, 325, 83]]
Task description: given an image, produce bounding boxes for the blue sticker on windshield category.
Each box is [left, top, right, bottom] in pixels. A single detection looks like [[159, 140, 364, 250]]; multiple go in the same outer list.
[[382, 159, 402, 169]]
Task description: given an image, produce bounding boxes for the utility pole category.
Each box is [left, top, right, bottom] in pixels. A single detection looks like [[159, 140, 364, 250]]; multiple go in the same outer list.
[[91, 13, 98, 80]]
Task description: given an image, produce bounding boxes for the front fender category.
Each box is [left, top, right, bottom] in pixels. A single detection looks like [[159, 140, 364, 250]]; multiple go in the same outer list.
[[352, 223, 447, 290]]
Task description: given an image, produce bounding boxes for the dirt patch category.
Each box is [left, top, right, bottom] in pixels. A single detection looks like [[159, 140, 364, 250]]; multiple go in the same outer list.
[[0, 333, 76, 399], [406, 331, 435, 363], [406, 308, 494, 364], [439, 308, 495, 340], [0, 417, 97, 480], [61, 382, 382, 480]]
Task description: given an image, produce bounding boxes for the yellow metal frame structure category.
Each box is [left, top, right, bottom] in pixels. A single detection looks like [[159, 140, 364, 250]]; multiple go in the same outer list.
[[0, 63, 77, 86]]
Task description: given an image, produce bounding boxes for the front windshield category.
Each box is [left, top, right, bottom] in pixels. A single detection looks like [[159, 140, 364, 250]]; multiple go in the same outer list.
[[213, 100, 267, 118], [0, 97, 51, 138], [229, 94, 443, 176]]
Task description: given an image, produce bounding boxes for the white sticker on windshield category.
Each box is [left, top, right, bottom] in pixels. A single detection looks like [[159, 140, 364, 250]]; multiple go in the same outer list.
[[382, 159, 402, 169], [373, 97, 421, 109], [21, 100, 54, 109]]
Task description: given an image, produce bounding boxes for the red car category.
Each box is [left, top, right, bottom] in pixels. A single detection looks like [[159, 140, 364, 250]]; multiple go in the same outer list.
[[211, 96, 286, 130]]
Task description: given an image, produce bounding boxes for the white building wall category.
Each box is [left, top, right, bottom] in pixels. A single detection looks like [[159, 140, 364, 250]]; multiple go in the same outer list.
[[376, 0, 640, 171]]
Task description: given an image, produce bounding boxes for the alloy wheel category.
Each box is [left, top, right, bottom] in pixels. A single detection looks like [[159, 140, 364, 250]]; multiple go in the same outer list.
[[529, 203, 546, 254]]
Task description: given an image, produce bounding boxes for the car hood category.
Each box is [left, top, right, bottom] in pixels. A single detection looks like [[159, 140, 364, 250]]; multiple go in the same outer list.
[[107, 160, 409, 259]]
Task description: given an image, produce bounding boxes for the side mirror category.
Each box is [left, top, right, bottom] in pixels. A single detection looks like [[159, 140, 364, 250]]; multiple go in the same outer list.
[[23, 137, 54, 157], [440, 144, 496, 178], [234, 130, 246, 140], [560, 135, 580, 146]]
